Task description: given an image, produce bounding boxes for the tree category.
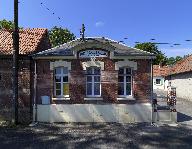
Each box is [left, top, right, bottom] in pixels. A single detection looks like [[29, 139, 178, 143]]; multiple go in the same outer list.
[[49, 26, 75, 47], [166, 57, 175, 65], [175, 56, 182, 62], [135, 42, 166, 65], [0, 19, 23, 30]]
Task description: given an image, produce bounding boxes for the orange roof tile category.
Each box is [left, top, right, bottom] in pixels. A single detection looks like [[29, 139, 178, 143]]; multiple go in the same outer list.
[[171, 55, 192, 74], [0, 28, 51, 55], [153, 65, 169, 77]]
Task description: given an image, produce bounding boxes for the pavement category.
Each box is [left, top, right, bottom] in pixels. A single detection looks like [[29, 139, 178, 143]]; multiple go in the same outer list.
[[0, 122, 192, 149], [0, 90, 192, 149], [154, 89, 192, 126]]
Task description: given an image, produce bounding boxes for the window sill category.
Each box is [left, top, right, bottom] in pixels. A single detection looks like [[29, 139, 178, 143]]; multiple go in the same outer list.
[[52, 97, 70, 100], [84, 97, 103, 100], [117, 97, 135, 100]]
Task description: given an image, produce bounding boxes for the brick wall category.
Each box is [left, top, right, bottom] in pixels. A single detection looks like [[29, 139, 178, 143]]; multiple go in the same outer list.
[[36, 58, 151, 104], [0, 57, 33, 123]]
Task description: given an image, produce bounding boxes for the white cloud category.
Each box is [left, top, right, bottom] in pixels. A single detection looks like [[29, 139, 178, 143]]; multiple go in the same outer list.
[[95, 21, 104, 27]]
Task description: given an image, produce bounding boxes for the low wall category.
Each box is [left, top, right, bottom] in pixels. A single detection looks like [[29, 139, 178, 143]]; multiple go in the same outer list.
[[34, 103, 152, 123], [170, 72, 192, 101]]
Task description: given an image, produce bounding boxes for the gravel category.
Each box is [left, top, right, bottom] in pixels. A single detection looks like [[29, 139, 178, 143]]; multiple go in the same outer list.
[[0, 122, 192, 149]]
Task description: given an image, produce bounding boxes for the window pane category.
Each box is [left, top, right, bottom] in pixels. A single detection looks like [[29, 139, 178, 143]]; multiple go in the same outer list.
[[56, 83, 61, 90], [55, 68, 61, 74], [55, 76, 61, 82], [126, 76, 131, 82], [94, 83, 100, 95], [56, 90, 61, 96], [87, 83, 92, 95], [156, 79, 161, 84], [94, 68, 100, 75], [118, 83, 124, 95], [86, 67, 92, 74], [118, 68, 124, 74], [118, 76, 124, 82], [126, 68, 132, 74], [126, 83, 131, 95], [63, 67, 68, 74], [63, 76, 68, 82], [87, 76, 92, 82], [63, 83, 69, 95], [94, 76, 100, 82]]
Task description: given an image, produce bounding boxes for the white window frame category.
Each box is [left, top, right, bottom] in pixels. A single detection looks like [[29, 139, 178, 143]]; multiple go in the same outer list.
[[54, 67, 69, 98], [86, 67, 101, 97], [118, 67, 132, 97]]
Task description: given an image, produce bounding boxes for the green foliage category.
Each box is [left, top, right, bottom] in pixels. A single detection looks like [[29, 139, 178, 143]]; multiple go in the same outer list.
[[166, 56, 183, 65], [0, 19, 14, 30], [0, 19, 23, 30], [134, 42, 166, 65], [49, 26, 76, 47]]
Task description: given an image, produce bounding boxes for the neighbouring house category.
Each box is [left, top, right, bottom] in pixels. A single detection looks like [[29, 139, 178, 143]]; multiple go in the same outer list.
[[153, 65, 169, 90], [32, 37, 155, 123], [166, 55, 192, 101], [0, 28, 50, 123]]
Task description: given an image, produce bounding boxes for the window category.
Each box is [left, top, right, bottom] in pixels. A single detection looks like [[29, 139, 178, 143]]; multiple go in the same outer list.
[[156, 79, 161, 85], [118, 68, 132, 96], [54, 67, 69, 97], [86, 67, 101, 97]]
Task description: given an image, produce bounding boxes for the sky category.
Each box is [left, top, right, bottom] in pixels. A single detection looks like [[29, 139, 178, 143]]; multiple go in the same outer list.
[[0, 0, 192, 57]]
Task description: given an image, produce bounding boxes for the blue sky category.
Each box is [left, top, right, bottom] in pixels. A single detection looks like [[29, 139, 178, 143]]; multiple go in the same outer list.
[[1, 0, 192, 57]]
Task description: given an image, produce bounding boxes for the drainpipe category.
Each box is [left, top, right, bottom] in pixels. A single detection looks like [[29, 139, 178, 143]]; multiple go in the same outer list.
[[33, 60, 37, 122], [150, 58, 154, 123]]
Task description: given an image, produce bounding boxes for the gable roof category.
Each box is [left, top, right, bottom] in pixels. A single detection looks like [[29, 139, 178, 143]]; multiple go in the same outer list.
[[34, 37, 155, 57], [153, 55, 192, 77], [0, 28, 51, 55], [171, 55, 192, 75], [153, 65, 169, 77]]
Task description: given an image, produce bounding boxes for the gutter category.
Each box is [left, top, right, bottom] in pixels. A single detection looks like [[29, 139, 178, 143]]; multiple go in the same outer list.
[[150, 58, 154, 123], [34, 60, 37, 122]]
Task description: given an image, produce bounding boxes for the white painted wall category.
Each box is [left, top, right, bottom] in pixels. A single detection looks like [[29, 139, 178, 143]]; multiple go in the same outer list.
[[34, 104, 152, 123], [153, 76, 165, 90], [170, 72, 192, 101]]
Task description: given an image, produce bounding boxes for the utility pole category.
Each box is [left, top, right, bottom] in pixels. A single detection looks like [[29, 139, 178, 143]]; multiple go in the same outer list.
[[12, 0, 19, 124]]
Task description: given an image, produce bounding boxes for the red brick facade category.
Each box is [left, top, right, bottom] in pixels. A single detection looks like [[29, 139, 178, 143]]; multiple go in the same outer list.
[[35, 57, 151, 104], [0, 57, 33, 122]]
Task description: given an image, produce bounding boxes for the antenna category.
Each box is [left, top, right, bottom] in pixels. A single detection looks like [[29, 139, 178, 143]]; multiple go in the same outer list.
[[80, 24, 85, 41]]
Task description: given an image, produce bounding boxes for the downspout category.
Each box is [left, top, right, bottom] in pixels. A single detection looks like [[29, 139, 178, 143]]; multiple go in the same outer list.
[[150, 58, 154, 123], [33, 60, 37, 122]]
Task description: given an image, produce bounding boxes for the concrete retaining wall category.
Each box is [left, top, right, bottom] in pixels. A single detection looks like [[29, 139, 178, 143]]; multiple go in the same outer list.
[[34, 103, 152, 123]]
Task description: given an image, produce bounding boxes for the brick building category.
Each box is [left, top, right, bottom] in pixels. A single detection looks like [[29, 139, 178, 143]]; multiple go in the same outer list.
[[0, 28, 50, 123], [33, 37, 155, 123]]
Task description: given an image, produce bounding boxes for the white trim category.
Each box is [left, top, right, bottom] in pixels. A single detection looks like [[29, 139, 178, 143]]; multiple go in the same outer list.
[[50, 60, 71, 70], [84, 97, 103, 100], [86, 67, 101, 97], [115, 60, 137, 70], [117, 97, 135, 100], [82, 61, 104, 70], [54, 67, 69, 97], [118, 68, 133, 96], [52, 97, 70, 100]]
